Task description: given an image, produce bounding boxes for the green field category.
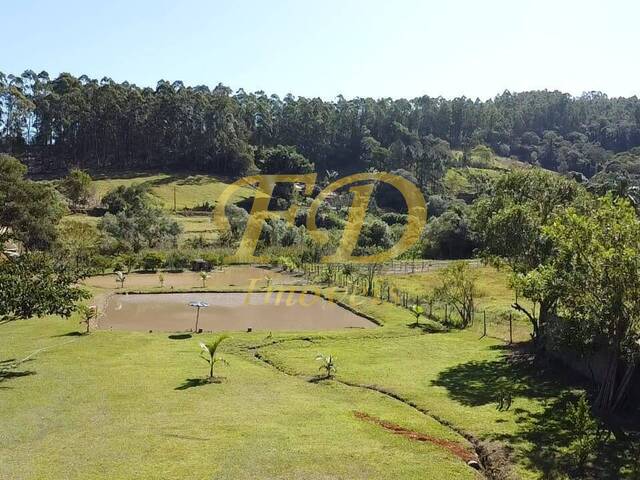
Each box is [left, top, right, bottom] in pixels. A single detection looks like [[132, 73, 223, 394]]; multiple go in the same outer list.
[[0, 267, 606, 480], [63, 212, 219, 244], [91, 173, 260, 210], [63, 173, 268, 245]]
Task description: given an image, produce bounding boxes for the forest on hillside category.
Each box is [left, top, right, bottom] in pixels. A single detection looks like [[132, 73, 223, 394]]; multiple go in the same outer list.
[[2, 70, 640, 189]]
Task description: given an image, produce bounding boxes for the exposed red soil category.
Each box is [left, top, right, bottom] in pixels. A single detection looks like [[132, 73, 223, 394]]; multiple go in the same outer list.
[[353, 411, 477, 463]]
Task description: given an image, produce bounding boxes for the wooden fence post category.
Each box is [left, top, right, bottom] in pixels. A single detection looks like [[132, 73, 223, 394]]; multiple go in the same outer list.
[[482, 311, 487, 338], [509, 313, 513, 344]]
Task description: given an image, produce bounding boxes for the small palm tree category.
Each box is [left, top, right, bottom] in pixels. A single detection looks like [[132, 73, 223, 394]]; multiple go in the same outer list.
[[264, 275, 273, 288], [200, 271, 210, 288], [158, 273, 165, 288], [200, 335, 230, 380], [410, 304, 425, 327], [78, 305, 97, 334], [115, 271, 126, 289], [316, 354, 337, 379]]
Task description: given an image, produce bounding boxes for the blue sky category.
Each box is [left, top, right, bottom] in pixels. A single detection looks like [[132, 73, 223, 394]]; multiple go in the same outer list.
[[2, 0, 639, 100]]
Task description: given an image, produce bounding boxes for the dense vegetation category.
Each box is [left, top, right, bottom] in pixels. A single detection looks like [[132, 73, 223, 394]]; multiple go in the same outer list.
[[3, 70, 640, 187]]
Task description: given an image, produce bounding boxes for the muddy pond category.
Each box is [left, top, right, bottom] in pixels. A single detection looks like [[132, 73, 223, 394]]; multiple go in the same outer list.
[[100, 292, 377, 332]]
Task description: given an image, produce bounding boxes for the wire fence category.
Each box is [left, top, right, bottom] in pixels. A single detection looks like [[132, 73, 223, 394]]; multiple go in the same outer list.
[[299, 261, 531, 344]]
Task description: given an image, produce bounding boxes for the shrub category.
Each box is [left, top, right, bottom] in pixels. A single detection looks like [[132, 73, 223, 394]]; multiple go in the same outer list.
[[277, 256, 297, 272], [164, 250, 191, 272], [381, 212, 408, 225], [201, 252, 224, 268], [357, 219, 391, 251], [115, 253, 139, 273], [141, 252, 165, 272], [561, 393, 598, 471], [90, 255, 113, 275]]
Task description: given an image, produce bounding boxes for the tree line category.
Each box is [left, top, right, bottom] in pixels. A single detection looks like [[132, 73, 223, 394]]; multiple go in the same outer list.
[[2, 70, 640, 180]]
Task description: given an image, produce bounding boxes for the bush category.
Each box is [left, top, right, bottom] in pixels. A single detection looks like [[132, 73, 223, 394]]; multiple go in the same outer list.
[[164, 250, 191, 272], [91, 255, 113, 275], [357, 219, 391, 251], [141, 252, 165, 272], [225, 204, 249, 238], [115, 253, 139, 273], [381, 212, 408, 225], [277, 256, 297, 272], [561, 394, 598, 470], [421, 210, 476, 259], [201, 252, 224, 268]]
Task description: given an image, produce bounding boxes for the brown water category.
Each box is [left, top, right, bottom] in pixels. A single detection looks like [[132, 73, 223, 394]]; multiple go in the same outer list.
[[100, 292, 376, 332]]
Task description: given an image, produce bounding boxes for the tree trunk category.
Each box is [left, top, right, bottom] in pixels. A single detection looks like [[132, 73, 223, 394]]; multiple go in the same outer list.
[[595, 348, 620, 412], [612, 361, 636, 412]]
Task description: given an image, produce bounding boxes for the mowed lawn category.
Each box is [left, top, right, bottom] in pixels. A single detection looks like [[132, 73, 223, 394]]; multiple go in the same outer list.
[[1, 309, 479, 479], [0, 267, 593, 479], [259, 332, 570, 480]]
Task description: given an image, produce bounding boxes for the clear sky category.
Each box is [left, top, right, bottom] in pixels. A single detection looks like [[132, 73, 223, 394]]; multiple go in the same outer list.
[[2, 0, 639, 100]]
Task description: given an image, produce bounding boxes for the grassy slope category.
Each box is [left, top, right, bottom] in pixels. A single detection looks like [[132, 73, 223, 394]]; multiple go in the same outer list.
[[1, 317, 481, 480], [63, 213, 217, 243], [1, 266, 592, 480], [67, 173, 266, 244], [92, 173, 261, 210], [445, 150, 532, 197], [261, 333, 556, 480], [0, 282, 487, 480]]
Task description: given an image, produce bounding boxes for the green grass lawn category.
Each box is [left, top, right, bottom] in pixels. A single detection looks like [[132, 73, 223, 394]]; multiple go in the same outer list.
[[1, 314, 478, 480], [1, 269, 632, 479]]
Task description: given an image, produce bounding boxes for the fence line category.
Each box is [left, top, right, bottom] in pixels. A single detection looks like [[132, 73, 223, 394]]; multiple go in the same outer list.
[[297, 260, 527, 343]]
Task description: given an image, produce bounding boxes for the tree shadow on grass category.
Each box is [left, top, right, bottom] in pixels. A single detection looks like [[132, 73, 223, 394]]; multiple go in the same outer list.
[[1, 358, 36, 385], [407, 322, 448, 334], [51, 331, 84, 338], [432, 345, 637, 478], [168, 333, 192, 340], [175, 377, 223, 390]]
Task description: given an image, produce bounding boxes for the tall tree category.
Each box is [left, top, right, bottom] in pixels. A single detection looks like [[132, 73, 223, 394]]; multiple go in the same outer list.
[[538, 195, 640, 411], [472, 170, 583, 342]]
